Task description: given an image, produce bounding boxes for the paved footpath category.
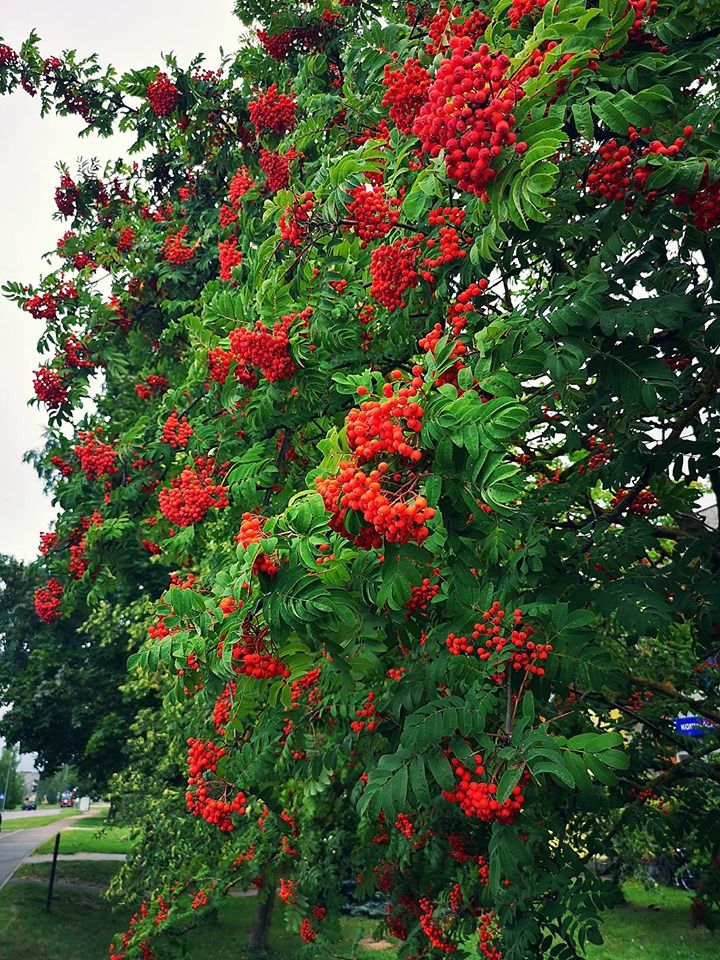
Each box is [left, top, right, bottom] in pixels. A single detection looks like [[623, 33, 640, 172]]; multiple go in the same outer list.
[[0, 813, 94, 892]]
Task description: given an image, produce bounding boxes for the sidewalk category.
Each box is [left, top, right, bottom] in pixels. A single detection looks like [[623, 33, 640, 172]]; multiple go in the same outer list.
[[0, 812, 94, 892]]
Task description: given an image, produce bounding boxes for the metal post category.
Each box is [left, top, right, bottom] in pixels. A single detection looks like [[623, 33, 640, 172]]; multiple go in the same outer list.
[[45, 833, 61, 912]]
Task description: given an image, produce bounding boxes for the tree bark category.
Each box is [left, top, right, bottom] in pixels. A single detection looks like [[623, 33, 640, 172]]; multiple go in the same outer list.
[[247, 883, 276, 953]]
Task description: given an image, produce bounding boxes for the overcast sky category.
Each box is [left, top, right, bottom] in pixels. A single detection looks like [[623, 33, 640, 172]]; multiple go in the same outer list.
[[0, 2, 240, 564]]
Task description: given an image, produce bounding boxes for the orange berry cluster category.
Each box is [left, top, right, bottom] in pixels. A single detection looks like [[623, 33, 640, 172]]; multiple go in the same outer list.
[[369, 236, 422, 311], [158, 461, 229, 527], [381, 57, 431, 134], [414, 37, 525, 199], [34, 578, 64, 623], [186, 737, 247, 831], [146, 71, 179, 116], [74, 430, 118, 480], [230, 624, 290, 680], [248, 84, 297, 136], [443, 752, 526, 824], [235, 512, 280, 576], [346, 392, 424, 464], [218, 235, 243, 281], [446, 604, 551, 681], [161, 411, 193, 449], [162, 224, 196, 264], [346, 183, 401, 246]]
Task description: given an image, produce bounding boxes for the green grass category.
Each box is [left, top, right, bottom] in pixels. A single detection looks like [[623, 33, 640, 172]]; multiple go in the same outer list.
[[0, 811, 78, 831], [0, 873, 717, 960], [34, 824, 132, 856], [15, 859, 121, 888]]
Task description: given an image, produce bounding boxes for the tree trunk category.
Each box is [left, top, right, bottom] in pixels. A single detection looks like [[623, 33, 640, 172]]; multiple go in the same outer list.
[[247, 884, 276, 953]]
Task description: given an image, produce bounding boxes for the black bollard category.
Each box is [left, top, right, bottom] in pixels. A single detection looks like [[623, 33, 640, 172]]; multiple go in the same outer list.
[[45, 833, 61, 912]]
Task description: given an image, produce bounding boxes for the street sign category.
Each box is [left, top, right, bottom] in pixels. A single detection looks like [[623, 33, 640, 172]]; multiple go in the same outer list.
[[673, 716, 716, 736], [0, 793, 5, 801]]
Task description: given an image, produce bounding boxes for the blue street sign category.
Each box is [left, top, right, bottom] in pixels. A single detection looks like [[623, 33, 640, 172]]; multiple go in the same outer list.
[[0, 792, 4, 801], [673, 716, 715, 736]]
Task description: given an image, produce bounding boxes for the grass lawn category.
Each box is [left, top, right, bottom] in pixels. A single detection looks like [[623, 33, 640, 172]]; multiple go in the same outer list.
[[15, 859, 121, 888], [34, 824, 133, 856], [0, 868, 717, 960], [0, 811, 78, 831]]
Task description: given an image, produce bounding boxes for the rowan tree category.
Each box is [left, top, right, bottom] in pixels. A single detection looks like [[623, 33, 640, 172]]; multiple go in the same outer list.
[[2, 1, 720, 957]]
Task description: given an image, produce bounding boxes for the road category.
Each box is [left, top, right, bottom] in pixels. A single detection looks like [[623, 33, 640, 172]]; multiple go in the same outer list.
[[0, 812, 93, 892], [0, 806, 63, 821]]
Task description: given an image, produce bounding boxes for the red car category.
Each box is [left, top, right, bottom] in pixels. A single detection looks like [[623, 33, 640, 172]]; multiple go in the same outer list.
[[59, 792, 74, 808]]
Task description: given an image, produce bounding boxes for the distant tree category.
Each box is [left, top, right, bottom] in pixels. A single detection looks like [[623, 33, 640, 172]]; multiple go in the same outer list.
[[0, 746, 26, 809]]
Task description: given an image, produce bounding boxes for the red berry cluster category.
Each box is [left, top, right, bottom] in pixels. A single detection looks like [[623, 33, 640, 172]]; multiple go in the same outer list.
[[34, 578, 64, 623], [369, 236, 422, 311], [117, 226, 136, 252], [229, 308, 308, 383], [62, 334, 95, 370], [446, 604, 551, 681], [135, 375, 169, 400], [162, 224, 196, 264], [586, 141, 633, 202], [610, 488, 659, 515], [186, 737, 247, 831], [279, 878, 296, 904], [24, 292, 58, 320], [212, 682, 236, 735], [299, 919, 317, 943], [681, 176, 720, 231], [74, 430, 118, 480], [0, 44, 18, 67], [229, 623, 290, 680], [405, 577, 440, 617], [39, 531, 58, 555], [218, 235, 243, 281], [248, 84, 297, 136], [413, 37, 525, 199], [228, 166, 256, 207], [279, 191, 314, 247], [351, 690, 378, 733], [346, 183, 401, 246], [419, 898, 456, 953], [50, 455, 74, 477], [578, 434, 614, 474], [382, 57, 431, 134], [259, 147, 298, 192], [479, 911, 503, 960], [394, 813, 414, 838], [628, 0, 657, 38], [256, 26, 323, 62], [68, 536, 89, 579], [146, 72, 180, 116], [443, 752, 526, 824], [33, 366, 68, 409], [158, 461, 229, 527], [509, 0, 549, 29], [235, 512, 280, 576], [54, 173, 78, 216], [161, 411, 193, 449]]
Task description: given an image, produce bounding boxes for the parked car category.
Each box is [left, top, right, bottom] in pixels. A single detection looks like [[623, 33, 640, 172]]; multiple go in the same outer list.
[[21, 800, 37, 811], [59, 791, 75, 808]]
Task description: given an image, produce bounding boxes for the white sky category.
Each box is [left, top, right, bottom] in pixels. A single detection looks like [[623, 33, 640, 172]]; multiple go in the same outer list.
[[0, 2, 240, 563]]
